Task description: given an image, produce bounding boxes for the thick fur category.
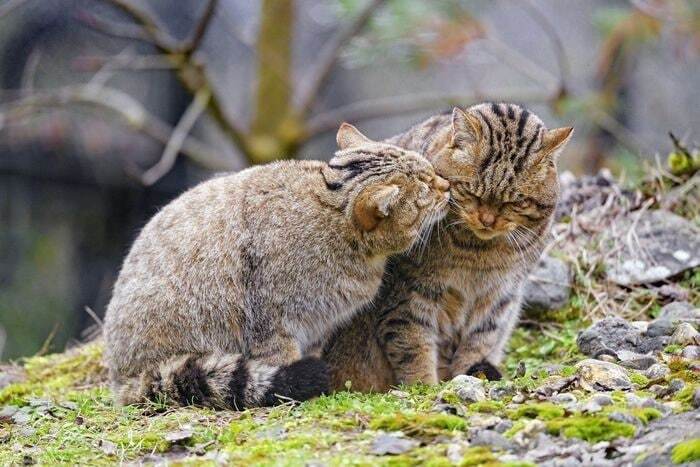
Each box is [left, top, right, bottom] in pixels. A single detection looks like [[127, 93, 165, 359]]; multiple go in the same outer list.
[[324, 103, 572, 392], [104, 130, 450, 409]]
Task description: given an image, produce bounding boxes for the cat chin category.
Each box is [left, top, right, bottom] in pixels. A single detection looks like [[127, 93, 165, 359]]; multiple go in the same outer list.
[[470, 228, 506, 240]]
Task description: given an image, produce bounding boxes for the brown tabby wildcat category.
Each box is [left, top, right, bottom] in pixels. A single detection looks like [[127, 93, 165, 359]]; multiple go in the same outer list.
[[103, 123, 450, 409], [324, 103, 573, 392]]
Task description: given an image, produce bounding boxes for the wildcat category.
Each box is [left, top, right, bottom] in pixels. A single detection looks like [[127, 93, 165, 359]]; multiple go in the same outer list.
[[324, 103, 573, 392], [103, 123, 450, 409]]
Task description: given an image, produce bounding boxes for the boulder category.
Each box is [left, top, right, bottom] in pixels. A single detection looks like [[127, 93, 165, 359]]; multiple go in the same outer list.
[[523, 255, 572, 311], [575, 359, 632, 392]]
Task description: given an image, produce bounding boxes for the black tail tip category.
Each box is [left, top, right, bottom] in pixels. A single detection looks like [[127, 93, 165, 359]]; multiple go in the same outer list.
[[263, 357, 330, 406]]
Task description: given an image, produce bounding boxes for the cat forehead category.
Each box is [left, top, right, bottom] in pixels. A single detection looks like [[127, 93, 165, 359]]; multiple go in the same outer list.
[[469, 102, 545, 138], [339, 143, 431, 170]]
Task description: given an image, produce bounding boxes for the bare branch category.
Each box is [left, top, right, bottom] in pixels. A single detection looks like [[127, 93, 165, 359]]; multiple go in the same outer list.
[[0, 85, 229, 171], [481, 37, 560, 91], [0, 0, 26, 19], [97, 0, 181, 52], [514, 0, 571, 92], [186, 0, 219, 53], [305, 88, 556, 138], [141, 88, 211, 185], [297, 0, 387, 116], [73, 54, 176, 73], [77, 9, 152, 44]]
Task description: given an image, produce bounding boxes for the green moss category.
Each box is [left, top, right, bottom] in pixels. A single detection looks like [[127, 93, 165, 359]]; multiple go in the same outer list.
[[630, 372, 650, 387], [671, 439, 700, 464], [508, 403, 565, 421], [370, 412, 467, 435], [546, 416, 636, 442], [629, 408, 662, 425], [459, 447, 500, 466], [673, 384, 699, 410], [469, 400, 504, 413], [665, 344, 683, 355]]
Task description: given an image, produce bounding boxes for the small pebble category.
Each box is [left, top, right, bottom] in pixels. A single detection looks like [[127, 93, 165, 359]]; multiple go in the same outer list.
[[646, 319, 676, 337], [645, 363, 670, 381], [608, 411, 641, 427], [625, 393, 645, 408], [668, 378, 685, 394], [551, 393, 577, 406], [590, 393, 614, 406], [512, 394, 525, 404], [671, 323, 700, 346], [692, 388, 700, 409], [681, 345, 700, 360], [580, 400, 602, 413], [493, 419, 513, 434], [388, 389, 409, 399]]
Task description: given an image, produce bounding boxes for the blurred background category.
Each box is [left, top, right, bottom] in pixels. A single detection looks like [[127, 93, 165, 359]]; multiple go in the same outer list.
[[0, 0, 698, 360]]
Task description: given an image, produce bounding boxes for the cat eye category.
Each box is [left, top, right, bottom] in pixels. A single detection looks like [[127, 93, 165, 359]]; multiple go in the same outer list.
[[513, 199, 531, 209]]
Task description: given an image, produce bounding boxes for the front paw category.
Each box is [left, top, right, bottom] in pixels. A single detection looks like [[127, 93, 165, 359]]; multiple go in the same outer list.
[[465, 360, 502, 381]]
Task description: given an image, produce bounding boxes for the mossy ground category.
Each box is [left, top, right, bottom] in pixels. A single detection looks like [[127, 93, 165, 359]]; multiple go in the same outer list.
[[1, 328, 696, 466]]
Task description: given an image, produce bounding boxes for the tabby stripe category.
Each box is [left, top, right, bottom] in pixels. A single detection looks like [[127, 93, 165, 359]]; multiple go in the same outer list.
[[513, 131, 539, 173], [491, 102, 504, 117], [516, 109, 530, 138]]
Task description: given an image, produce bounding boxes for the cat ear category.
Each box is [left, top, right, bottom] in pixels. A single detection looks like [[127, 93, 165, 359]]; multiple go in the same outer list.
[[337, 122, 373, 150], [353, 185, 400, 231], [451, 107, 482, 146], [541, 127, 573, 157]]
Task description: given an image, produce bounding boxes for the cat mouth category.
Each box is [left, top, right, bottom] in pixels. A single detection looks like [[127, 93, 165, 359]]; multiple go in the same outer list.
[[471, 228, 505, 240]]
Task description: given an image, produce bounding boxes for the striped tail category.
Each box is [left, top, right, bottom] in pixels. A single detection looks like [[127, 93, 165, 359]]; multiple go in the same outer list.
[[116, 353, 329, 410]]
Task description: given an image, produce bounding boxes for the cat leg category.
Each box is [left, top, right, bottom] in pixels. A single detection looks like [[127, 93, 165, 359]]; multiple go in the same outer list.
[[378, 305, 438, 386], [450, 294, 522, 381]]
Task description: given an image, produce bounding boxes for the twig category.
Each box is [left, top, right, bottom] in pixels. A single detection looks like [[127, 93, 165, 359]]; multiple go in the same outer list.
[[36, 323, 60, 357], [297, 0, 387, 116], [0, 84, 228, 170], [77, 9, 152, 44], [305, 88, 555, 138], [73, 54, 176, 73], [88, 47, 135, 88], [481, 37, 560, 91], [514, 0, 571, 92], [186, 0, 219, 53], [0, 0, 26, 19], [141, 88, 211, 185], [20, 48, 42, 96], [97, 0, 181, 52], [84, 306, 104, 329]]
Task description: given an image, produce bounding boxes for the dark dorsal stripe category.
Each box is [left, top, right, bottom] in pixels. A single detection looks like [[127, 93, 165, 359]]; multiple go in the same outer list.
[[516, 109, 530, 138]]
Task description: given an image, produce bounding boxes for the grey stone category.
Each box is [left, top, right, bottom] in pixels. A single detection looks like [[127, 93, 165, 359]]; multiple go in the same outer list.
[[616, 349, 657, 370], [551, 393, 577, 406], [671, 322, 700, 346], [657, 301, 700, 324], [576, 359, 632, 392], [577, 317, 667, 359], [604, 210, 700, 285], [470, 429, 514, 450], [523, 255, 572, 311], [512, 394, 526, 404], [669, 378, 685, 394], [489, 383, 515, 400], [646, 319, 676, 337], [590, 393, 614, 406], [608, 411, 642, 427], [0, 405, 18, 419], [625, 393, 645, 408], [580, 400, 602, 413], [451, 374, 486, 403], [645, 363, 670, 381], [641, 398, 672, 416], [693, 389, 700, 409], [494, 420, 513, 434], [536, 376, 577, 397], [681, 345, 700, 359], [370, 434, 418, 455]]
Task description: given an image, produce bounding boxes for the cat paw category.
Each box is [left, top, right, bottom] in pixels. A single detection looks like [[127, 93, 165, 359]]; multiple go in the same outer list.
[[465, 360, 502, 381]]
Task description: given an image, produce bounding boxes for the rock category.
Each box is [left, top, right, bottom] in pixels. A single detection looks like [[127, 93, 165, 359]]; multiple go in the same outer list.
[[616, 349, 657, 370], [512, 420, 546, 448], [657, 301, 700, 325], [608, 411, 642, 428], [535, 376, 577, 398], [580, 400, 602, 413], [668, 378, 685, 394], [576, 359, 632, 392], [681, 345, 700, 359], [451, 375, 486, 403], [470, 429, 514, 450], [641, 398, 672, 416], [512, 394, 526, 404], [551, 393, 577, 406], [523, 255, 571, 311], [645, 363, 670, 381], [494, 420, 513, 434], [693, 389, 700, 409], [630, 321, 649, 333], [604, 210, 700, 285], [590, 393, 614, 406], [646, 319, 677, 337], [577, 317, 666, 359], [446, 443, 464, 464], [99, 440, 118, 456], [625, 393, 645, 408], [0, 405, 18, 420], [370, 434, 418, 455], [388, 389, 409, 399], [489, 383, 515, 400], [433, 403, 464, 417], [165, 427, 194, 444], [671, 323, 700, 346], [468, 415, 502, 430]]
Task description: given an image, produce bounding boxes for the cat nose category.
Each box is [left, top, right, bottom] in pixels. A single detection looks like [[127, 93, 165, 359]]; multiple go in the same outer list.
[[434, 176, 450, 192], [479, 210, 496, 227]]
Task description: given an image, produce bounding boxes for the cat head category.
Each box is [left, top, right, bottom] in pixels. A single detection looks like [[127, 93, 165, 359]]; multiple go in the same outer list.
[[431, 103, 572, 240], [327, 123, 450, 253]]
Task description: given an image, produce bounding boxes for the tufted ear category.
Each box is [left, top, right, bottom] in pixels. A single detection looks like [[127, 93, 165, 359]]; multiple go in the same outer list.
[[337, 122, 373, 150], [353, 185, 400, 231], [451, 107, 482, 146], [541, 127, 573, 158]]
